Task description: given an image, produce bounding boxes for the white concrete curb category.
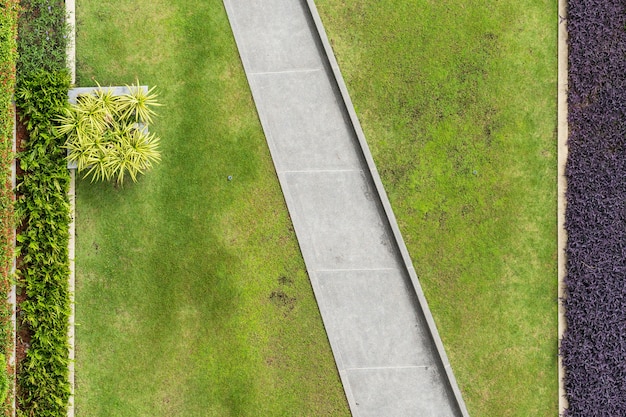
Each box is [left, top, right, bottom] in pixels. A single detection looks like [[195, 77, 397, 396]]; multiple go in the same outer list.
[[557, 0, 569, 414], [66, 0, 76, 86], [66, 0, 76, 416]]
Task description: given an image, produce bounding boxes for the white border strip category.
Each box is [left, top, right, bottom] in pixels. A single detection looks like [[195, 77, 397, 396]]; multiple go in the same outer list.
[[66, 0, 76, 86], [557, 0, 569, 414], [66, 0, 76, 415]]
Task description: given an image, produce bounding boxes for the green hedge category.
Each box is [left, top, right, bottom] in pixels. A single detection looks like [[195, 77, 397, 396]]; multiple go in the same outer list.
[[16, 0, 68, 81], [16, 0, 71, 415], [0, 0, 19, 415], [15, 69, 71, 417]]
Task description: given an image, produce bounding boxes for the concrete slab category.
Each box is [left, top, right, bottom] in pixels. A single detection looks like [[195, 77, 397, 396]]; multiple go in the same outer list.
[[283, 170, 398, 271], [251, 70, 362, 172], [315, 269, 438, 369], [225, 0, 323, 73], [346, 366, 459, 417], [68, 85, 147, 104]]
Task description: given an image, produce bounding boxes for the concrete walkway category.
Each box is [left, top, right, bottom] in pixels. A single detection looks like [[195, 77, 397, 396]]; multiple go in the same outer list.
[[223, 1, 469, 416]]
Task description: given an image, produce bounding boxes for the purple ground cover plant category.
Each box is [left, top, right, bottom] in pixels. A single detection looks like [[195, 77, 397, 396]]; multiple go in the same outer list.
[[562, 0, 626, 415]]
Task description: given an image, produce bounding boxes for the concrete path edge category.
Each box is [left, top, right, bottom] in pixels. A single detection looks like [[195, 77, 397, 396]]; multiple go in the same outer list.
[[557, 0, 569, 414], [303, 2, 470, 415]]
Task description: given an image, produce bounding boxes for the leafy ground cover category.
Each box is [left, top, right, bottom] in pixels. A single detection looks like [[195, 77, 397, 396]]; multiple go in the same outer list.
[[15, 0, 72, 415], [0, 0, 19, 414], [15, 69, 71, 417], [73, 0, 349, 416], [16, 0, 68, 78], [315, 1, 557, 416], [561, 1, 626, 415]]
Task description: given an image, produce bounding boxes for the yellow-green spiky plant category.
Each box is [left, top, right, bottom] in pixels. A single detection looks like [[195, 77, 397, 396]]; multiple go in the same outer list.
[[56, 80, 162, 185]]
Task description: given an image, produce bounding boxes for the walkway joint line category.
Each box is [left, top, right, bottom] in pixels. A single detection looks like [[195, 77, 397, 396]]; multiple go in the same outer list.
[[314, 268, 399, 273], [250, 68, 323, 75], [346, 365, 433, 371], [281, 169, 363, 174]]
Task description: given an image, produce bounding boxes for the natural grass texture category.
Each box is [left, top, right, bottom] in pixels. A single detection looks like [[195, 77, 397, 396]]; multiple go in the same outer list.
[[74, 1, 349, 416], [315, 1, 557, 416]]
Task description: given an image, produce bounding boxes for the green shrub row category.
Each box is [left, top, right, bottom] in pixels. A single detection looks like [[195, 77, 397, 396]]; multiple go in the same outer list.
[[16, 0, 68, 81], [16, 0, 71, 415], [15, 69, 70, 417], [0, 0, 20, 415]]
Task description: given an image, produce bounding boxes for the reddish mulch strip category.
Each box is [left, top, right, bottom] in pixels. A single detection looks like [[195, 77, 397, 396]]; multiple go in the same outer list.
[[13, 114, 29, 412]]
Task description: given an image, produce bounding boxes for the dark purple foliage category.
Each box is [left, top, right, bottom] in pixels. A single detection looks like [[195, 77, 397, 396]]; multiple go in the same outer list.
[[563, 0, 626, 415]]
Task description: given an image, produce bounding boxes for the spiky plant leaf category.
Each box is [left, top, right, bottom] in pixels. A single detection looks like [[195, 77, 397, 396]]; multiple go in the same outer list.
[[101, 130, 160, 184], [128, 129, 161, 170], [74, 93, 107, 133], [83, 143, 113, 183], [117, 82, 161, 125], [104, 139, 136, 184], [54, 107, 80, 139], [93, 83, 121, 125]]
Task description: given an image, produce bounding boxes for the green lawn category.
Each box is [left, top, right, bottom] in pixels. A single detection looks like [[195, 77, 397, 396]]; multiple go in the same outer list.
[[73, 1, 349, 415], [75, 0, 557, 415], [316, 1, 557, 416]]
